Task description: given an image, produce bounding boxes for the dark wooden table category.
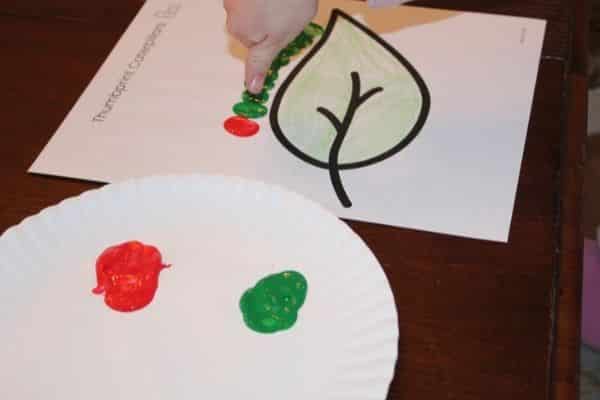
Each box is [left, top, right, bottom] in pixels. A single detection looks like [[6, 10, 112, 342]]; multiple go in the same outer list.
[[0, 1, 588, 399]]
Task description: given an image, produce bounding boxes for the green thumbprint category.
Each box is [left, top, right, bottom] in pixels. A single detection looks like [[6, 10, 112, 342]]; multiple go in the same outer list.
[[240, 270, 308, 334]]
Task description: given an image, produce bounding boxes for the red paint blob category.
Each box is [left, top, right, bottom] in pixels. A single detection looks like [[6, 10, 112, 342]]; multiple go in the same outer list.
[[224, 116, 260, 137], [92, 241, 170, 312]]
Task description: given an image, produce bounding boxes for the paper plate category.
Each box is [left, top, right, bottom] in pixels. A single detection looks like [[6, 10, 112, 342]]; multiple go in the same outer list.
[[0, 174, 398, 399]]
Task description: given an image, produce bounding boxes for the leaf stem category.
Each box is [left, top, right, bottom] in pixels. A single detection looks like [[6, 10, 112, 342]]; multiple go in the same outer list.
[[316, 71, 383, 208]]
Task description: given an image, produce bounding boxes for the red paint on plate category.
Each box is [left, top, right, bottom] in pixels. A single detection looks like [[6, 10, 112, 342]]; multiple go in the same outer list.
[[92, 241, 170, 312], [224, 116, 260, 137]]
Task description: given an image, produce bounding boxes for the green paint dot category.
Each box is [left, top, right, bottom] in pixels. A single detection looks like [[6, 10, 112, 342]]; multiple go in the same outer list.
[[270, 59, 281, 71], [304, 22, 324, 37], [242, 90, 269, 104], [275, 54, 291, 68], [263, 70, 279, 89], [310, 22, 325, 34], [233, 101, 268, 118], [280, 47, 298, 58], [293, 32, 313, 48], [240, 270, 308, 334], [264, 79, 275, 90]]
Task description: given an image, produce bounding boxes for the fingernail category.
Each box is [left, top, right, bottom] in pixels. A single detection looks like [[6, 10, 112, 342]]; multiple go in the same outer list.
[[246, 74, 265, 94]]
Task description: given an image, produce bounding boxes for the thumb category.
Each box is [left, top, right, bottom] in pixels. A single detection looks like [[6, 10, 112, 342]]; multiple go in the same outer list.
[[245, 40, 281, 94]]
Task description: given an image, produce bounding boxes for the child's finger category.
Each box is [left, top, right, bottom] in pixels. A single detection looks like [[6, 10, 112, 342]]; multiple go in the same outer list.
[[245, 40, 281, 94], [225, 15, 265, 48]]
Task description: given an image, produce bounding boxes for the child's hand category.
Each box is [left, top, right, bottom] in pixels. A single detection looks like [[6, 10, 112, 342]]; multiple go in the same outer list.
[[224, 0, 318, 93]]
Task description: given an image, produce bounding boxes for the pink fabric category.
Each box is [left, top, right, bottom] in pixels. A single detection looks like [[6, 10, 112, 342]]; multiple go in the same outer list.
[[583, 238, 600, 349]]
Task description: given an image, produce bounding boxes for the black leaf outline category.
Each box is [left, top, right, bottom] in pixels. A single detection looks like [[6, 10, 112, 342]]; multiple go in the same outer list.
[[270, 9, 431, 207], [317, 72, 383, 207]]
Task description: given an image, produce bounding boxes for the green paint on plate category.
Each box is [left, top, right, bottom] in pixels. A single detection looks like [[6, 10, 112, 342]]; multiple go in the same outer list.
[[240, 270, 308, 334]]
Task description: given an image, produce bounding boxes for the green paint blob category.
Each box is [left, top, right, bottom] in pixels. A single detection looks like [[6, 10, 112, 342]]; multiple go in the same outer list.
[[280, 47, 297, 58], [304, 22, 324, 37], [233, 101, 268, 118], [272, 56, 290, 69], [240, 270, 308, 334], [293, 32, 312, 48], [264, 79, 275, 90], [242, 90, 269, 104], [262, 71, 278, 90], [267, 69, 279, 82]]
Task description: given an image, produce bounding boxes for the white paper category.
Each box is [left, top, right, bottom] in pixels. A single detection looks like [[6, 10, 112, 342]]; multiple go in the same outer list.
[[29, 0, 546, 242]]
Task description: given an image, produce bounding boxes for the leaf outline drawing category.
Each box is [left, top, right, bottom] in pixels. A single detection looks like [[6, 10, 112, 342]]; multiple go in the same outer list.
[[270, 9, 431, 208]]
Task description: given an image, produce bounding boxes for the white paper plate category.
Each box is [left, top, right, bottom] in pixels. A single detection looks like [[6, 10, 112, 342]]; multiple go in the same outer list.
[[0, 174, 398, 400]]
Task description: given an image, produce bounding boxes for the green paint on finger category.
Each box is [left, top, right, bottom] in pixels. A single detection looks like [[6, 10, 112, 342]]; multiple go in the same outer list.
[[240, 270, 308, 334]]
